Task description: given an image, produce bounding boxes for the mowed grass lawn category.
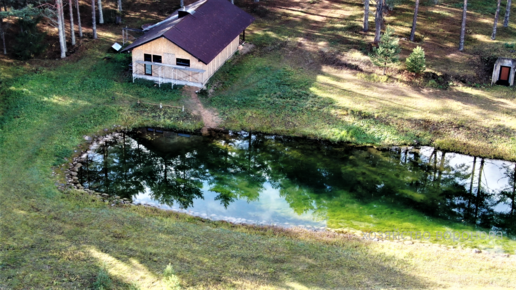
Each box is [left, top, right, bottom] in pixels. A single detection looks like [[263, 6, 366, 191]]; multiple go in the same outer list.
[[206, 52, 516, 160], [1, 0, 516, 288], [1, 41, 516, 289], [201, 0, 516, 161]]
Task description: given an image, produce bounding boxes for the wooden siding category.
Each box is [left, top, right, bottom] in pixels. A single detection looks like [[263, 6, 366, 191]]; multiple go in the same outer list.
[[132, 35, 239, 85]]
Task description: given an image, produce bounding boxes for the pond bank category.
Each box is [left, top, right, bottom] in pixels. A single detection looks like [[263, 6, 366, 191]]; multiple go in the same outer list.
[[63, 127, 516, 255]]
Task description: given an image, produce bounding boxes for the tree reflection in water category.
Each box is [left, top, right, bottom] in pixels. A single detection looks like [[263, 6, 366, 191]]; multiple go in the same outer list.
[[81, 131, 516, 235]]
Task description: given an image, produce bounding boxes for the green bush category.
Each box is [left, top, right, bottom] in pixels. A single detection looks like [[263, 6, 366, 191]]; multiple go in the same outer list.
[[427, 79, 439, 88], [163, 264, 181, 290], [405, 46, 426, 74], [93, 266, 112, 290], [504, 43, 515, 50], [13, 17, 47, 60]]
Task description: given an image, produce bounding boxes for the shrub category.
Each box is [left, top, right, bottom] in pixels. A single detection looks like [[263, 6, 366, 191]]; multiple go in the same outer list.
[[369, 26, 401, 75], [163, 264, 181, 290], [93, 266, 112, 290], [13, 17, 47, 60], [504, 43, 515, 50], [427, 79, 439, 88], [405, 46, 426, 74]]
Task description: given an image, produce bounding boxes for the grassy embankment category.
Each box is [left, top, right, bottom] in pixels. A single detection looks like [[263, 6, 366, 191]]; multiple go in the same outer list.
[[1, 0, 516, 288]]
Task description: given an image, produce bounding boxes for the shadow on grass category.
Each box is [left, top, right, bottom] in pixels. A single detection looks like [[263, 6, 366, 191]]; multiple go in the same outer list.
[[0, 186, 436, 289]]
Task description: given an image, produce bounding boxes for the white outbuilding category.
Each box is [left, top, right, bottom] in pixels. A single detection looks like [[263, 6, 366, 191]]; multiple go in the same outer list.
[[491, 58, 516, 86]]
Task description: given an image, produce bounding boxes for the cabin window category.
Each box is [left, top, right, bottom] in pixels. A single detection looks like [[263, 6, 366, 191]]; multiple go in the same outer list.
[[144, 54, 152, 75], [153, 55, 162, 63], [176, 58, 190, 67]]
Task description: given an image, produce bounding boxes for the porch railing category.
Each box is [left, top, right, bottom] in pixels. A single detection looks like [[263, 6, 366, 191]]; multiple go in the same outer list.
[[132, 60, 206, 88]]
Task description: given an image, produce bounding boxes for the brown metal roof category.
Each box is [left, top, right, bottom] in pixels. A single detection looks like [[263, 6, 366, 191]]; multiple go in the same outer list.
[[122, 0, 254, 64]]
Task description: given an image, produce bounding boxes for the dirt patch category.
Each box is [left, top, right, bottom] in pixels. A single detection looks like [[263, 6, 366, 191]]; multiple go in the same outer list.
[[238, 43, 255, 55], [184, 86, 221, 130]]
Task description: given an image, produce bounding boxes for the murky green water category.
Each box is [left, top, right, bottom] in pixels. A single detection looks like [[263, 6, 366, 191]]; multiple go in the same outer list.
[[81, 130, 516, 252]]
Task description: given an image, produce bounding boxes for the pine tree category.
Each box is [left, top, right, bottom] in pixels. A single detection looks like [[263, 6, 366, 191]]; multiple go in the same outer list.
[[491, 0, 502, 40], [76, 0, 82, 38], [410, 0, 420, 42], [503, 0, 512, 27], [369, 26, 400, 75], [374, 0, 382, 43], [363, 0, 370, 32], [405, 46, 426, 74], [459, 0, 468, 51], [12, 13, 46, 60]]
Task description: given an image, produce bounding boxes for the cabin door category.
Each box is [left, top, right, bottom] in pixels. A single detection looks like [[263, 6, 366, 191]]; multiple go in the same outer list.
[[499, 66, 511, 81]]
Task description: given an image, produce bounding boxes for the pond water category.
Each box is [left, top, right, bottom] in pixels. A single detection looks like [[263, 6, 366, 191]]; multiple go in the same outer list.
[[80, 130, 516, 249]]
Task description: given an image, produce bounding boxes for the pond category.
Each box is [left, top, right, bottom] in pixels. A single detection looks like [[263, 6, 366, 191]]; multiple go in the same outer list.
[[80, 130, 516, 252]]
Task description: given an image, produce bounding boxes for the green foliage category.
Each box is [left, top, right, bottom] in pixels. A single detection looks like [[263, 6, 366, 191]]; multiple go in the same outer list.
[[52, 145, 73, 166], [369, 26, 401, 75], [0, 5, 39, 20], [93, 266, 112, 290], [385, 0, 404, 10], [451, 0, 498, 15], [504, 43, 516, 50], [163, 264, 181, 290], [13, 17, 47, 60], [427, 79, 440, 88], [110, 53, 132, 68], [405, 46, 426, 74]]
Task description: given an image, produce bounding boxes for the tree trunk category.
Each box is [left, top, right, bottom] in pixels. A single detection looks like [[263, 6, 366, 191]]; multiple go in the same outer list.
[[364, 0, 370, 32], [511, 164, 516, 216], [410, 0, 420, 42], [503, 0, 512, 27], [474, 158, 485, 220], [103, 145, 108, 193], [0, 18, 5, 55], [1, 31, 5, 55], [467, 156, 476, 219], [180, 0, 184, 7], [437, 151, 445, 183], [374, 0, 383, 43], [69, 0, 76, 45], [92, 0, 97, 39], [57, 0, 67, 58], [98, 0, 104, 24], [116, 0, 122, 24], [59, 0, 67, 53], [491, 0, 502, 40], [76, 0, 82, 38], [459, 0, 467, 51]]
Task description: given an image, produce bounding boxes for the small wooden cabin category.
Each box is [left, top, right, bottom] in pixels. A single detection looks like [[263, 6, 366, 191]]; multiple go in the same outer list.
[[122, 0, 254, 88], [491, 58, 516, 86]]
